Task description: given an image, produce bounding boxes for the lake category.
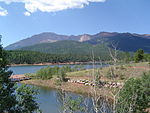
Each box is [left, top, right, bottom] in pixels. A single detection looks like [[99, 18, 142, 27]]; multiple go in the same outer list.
[[10, 64, 111, 113], [9, 64, 107, 75]]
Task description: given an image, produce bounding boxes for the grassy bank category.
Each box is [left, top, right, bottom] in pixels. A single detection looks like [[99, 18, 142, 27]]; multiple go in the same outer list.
[[22, 62, 150, 98]]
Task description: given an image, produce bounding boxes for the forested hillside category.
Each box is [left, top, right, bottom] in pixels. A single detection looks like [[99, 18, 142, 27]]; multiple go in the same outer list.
[[5, 32, 87, 50], [86, 32, 150, 53], [5, 32, 150, 53], [20, 40, 110, 56]]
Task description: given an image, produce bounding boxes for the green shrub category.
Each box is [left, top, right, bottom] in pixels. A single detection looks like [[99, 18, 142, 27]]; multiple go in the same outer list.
[[35, 66, 75, 80], [117, 72, 150, 113], [58, 68, 67, 82], [36, 67, 53, 80]]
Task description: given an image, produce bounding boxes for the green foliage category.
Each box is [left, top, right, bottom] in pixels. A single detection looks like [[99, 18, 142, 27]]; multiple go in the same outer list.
[[144, 54, 150, 61], [61, 65, 72, 73], [0, 37, 40, 113], [36, 65, 77, 80], [0, 37, 18, 112], [36, 67, 54, 80], [124, 52, 132, 63], [16, 84, 41, 113], [117, 72, 150, 113], [64, 96, 85, 113], [25, 73, 36, 78], [58, 68, 67, 82], [21, 40, 110, 57], [94, 69, 103, 87], [134, 49, 144, 63], [55, 79, 62, 86], [36, 65, 87, 80], [7, 50, 92, 64], [6, 41, 128, 64]]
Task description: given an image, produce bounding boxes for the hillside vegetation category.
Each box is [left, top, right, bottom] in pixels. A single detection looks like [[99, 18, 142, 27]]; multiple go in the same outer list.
[[5, 32, 150, 53], [20, 40, 110, 56]]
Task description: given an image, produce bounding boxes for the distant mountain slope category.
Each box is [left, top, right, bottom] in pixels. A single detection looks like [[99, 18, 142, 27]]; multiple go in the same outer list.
[[5, 32, 150, 53], [86, 32, 150, 53], [5, 32, 91, 50], [20, 40, 110, 57]]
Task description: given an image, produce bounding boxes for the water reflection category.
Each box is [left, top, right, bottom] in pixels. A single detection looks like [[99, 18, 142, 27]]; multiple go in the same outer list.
[[35, 86, 112, 113], [11, 64, 111, 113]]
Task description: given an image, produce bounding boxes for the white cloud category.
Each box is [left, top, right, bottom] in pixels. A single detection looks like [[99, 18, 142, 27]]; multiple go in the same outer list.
[[24, 11, 31, 16], [0, 6, 8, 16], [0, 0, 106, 15]]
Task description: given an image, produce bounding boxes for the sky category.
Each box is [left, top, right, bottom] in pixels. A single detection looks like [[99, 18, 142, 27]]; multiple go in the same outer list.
[[0, 0, 150, 47]]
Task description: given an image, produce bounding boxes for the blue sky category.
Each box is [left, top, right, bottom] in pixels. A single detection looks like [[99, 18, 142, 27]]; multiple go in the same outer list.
[[0, 0, 150, 47]]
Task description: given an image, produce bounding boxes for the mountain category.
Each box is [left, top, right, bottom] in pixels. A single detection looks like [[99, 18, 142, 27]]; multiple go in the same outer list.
[[5, 32, 92, 50], [86, 32, 150, 52], [20, 40, 110, 57], [5, 32, 150, 53]]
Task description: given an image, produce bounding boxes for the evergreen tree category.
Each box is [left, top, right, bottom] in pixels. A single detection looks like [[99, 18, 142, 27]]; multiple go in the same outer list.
[[134, 49, 144, 63], [0, 36, 40, 113], [16, 84, 41, 113], [0, 36, 17, 112]]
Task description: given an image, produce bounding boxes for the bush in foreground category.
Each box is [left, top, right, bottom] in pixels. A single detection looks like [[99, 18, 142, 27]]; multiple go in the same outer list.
[[116, 72, 150, 113]]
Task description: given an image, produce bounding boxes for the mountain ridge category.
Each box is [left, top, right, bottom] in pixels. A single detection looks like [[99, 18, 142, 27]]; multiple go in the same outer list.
[[5, 32, 150, 53], [5, 32, 91, 50]]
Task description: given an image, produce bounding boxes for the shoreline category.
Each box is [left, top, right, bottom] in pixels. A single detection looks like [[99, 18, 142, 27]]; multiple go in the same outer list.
[[10, 62, 83, 66], [9, 62, 89, 66], [18, 62, 150, 100], [21, 79, 113, 99], [9, 61, 106, 67]]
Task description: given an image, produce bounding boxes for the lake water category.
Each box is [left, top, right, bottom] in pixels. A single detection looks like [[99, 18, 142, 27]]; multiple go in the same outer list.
[[26, 85, 111, 113], [10, 64, 111, 113], [9, 64, 106, 75]]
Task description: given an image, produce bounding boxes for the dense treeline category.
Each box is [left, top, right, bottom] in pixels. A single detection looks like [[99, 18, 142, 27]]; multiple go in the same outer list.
[[6, 49, 150, 64], [6, 50, 114, 64], [6, 40, 137, 64], [6, 50, 104, 64]]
